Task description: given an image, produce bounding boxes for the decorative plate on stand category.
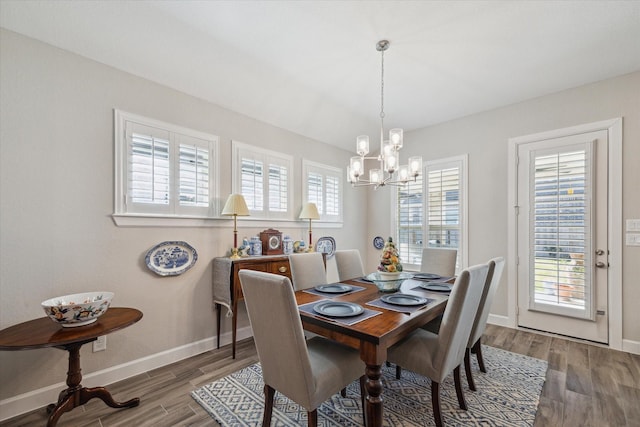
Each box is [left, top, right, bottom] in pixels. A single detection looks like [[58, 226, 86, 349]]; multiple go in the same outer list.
[[145, 241, 198, 276], [315, 236, 336, 258]]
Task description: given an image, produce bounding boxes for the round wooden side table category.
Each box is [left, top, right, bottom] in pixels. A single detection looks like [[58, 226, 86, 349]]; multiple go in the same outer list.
[[0, 307, 143, 427]]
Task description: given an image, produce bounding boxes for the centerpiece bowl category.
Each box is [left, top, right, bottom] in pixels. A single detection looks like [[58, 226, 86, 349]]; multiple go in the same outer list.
[[41, 291, 114, 327], [366, 272, 414, 293]]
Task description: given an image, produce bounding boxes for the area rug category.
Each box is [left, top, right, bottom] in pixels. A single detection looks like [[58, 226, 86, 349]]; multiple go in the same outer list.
[[191, 346, 547, 426]]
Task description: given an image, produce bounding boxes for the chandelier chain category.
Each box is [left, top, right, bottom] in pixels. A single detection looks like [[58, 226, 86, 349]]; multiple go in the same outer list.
[[380, 48, 385, 121]]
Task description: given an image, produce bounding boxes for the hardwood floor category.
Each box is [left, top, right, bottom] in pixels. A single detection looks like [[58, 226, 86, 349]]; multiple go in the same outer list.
[[2, 325, 639, 426]]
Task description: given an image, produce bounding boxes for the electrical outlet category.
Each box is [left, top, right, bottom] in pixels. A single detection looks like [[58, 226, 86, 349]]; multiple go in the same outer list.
[[93, 336, 107, 352]]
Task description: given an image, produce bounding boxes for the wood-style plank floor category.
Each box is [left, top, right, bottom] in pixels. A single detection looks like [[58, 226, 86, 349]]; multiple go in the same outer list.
[[2, 324, 639, 426]]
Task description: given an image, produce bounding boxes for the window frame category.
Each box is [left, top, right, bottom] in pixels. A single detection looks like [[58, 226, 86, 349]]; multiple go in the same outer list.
[[392, 154, 468, 272], [231, 140, 293, 220], [302, 160, 343, 223], [113, 110, 220, 226]]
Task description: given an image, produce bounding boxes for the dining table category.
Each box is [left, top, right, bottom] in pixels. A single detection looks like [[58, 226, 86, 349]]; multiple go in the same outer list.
[[295, 275, 451, 427]]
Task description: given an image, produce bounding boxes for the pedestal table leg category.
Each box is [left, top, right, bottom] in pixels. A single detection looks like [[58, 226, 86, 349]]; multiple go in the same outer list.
[[47, 342, 140, 427]]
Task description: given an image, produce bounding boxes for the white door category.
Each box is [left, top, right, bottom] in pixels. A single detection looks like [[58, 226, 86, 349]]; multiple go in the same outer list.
[[516, 130, 609, 344]]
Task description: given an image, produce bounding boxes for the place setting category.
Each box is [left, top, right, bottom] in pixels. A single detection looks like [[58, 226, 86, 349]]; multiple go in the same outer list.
[[412, 281, 454, 293], [302, 282, 365, 297], [298, 299, 381, 326], [366, 293, 434, 314], [411, 272, 454, 282]]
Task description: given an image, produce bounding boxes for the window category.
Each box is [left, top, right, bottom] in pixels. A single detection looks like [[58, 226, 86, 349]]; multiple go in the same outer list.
[[394, 155, 467, 272], [232, 141, 293, 220], [302, 160, 343, 222], [114, 110, 219, 220], [396, 175, 423, 267]]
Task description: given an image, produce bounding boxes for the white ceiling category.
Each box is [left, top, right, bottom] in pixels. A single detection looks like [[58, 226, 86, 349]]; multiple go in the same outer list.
[[2, 1, 639, 150]]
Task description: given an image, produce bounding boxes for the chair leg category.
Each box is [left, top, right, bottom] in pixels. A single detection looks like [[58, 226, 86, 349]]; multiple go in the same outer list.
[[262, 384, 275, 427], [473, 339, 486, 373], [359, 375, 367, 424], [464, 348, 476, 391], [307, 409, 318, 427], [396, 365, 402, 380], [453, 366, 468, 410], [431, 381, 443, 427]]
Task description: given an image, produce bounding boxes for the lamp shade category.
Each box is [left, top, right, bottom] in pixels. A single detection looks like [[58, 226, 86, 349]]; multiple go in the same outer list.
[[299, 202, 320, 220], [221, 194, 250, 216]]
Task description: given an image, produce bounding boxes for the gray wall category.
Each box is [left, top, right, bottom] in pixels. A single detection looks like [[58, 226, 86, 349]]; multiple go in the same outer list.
[[0, 29, 367, 401], [368, 71, 640, 344]]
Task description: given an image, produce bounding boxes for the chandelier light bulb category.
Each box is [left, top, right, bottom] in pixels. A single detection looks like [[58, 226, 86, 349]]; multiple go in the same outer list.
[[383, 142, 393, 157], [356, 135, 370, 156], [350, 157, 363, 177], [370, 169, 383, 184], [398, 165, 410, 182], [385, 152, 398, 173], [409, 156, 422, 177], [389, 128, 403, 150]]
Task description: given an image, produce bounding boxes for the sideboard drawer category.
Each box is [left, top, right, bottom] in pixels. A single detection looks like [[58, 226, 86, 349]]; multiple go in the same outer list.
[[269, 260, 291, 278]]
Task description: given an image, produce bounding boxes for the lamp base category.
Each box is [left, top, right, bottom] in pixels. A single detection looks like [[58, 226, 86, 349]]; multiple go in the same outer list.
[[229, 248, 241, 259]]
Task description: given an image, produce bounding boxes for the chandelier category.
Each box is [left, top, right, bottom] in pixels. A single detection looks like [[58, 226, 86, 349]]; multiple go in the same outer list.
[[347, 40, 422, 189]]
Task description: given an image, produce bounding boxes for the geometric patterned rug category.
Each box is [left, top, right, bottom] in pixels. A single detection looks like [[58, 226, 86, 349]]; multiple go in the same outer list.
[[191, 346, 547, 426]]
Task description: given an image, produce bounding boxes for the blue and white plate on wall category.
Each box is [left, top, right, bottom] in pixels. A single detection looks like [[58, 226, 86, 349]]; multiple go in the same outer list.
[[315, 236, 336, 259], [145, 241, 198, 276]]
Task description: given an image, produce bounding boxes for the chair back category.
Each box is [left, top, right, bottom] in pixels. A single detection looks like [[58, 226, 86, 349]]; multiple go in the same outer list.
[[420, 248, 458, 276], [289, 252, 327, 290], [239, 270, 316, 402], [334, 249, 365, 281], [432, 263, 489, 381], [468, 257, 505, 347]]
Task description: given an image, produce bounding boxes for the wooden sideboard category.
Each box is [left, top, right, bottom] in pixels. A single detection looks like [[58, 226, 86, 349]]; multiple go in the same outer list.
[[214, 254, 324, 358]]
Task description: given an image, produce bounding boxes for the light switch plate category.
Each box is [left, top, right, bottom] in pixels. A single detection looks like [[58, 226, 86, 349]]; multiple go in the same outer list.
[[626, 219, 640, 232], [626, 233, 640, 246]]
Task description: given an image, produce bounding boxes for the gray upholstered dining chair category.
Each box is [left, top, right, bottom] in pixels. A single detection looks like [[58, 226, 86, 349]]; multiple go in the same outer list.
[[420, 248, 458, 276], [334, 249, 365, 281], [386, 263, 489, 427], [463, 256, 505, 391], [289, 252, 327, 290], [239, 270, 365, 427]]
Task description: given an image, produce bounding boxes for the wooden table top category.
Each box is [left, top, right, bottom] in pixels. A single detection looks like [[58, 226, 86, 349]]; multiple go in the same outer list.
[[296, 278, 448, 351], [0, 307, 143, 351]]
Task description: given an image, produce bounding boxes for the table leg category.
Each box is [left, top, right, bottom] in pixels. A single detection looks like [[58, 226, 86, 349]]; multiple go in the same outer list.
[[216, 303, 221, 349], [232, 298, 238, 359], [364, 363, 383, 427], [47, 342, 140, 427]]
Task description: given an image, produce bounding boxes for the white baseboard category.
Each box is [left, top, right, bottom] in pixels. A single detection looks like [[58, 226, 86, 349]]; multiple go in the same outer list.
[[0, 325, 254, 422], [487, 313, 512, 327], [622, 338, 640, 355]]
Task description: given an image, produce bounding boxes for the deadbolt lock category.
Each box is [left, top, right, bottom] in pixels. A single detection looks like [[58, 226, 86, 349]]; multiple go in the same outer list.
[[595, 249, 605, 255]]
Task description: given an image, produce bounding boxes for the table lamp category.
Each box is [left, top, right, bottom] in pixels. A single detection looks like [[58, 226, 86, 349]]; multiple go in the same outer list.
[[299, 202, 320, 252], [221, 194, 250, 259]]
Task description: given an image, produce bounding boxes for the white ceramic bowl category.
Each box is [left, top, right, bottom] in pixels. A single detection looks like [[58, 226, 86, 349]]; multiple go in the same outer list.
[[41, 292, 114, 327]]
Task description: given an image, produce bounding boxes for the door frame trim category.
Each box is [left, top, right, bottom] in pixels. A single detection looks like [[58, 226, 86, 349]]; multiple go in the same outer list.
[[507, 118, 622, 350]]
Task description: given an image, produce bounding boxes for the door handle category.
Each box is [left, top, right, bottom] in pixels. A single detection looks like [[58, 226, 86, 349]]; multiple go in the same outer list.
[[595, 261, 607, 268], [595, 249, 605, 255]]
